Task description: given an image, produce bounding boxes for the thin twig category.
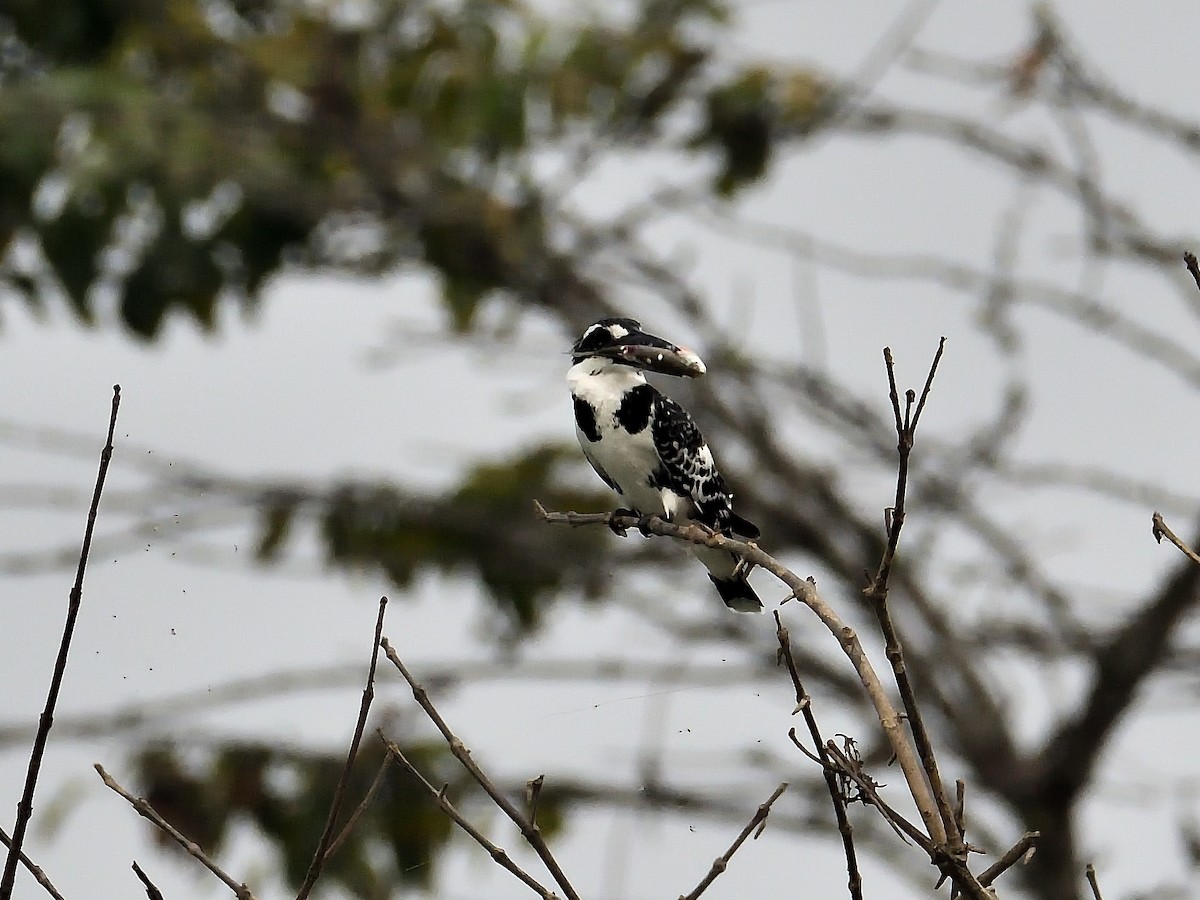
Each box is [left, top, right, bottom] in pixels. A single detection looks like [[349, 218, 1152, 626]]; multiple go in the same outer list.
[[381, 639, 582, 900], [296, 596, 388, 900], [677, 782, 789, 900], [1085, 862, 1104, 900], [821, 737, 989, 897], [977, 832, 1039, 887], [379, 734, 561, 900], [131, 861, 165, 900], [94, 764, 255, 900], [864, 342, 961, 850], [774, 612, 863, 900], [0, 827, 66, 900], [324, 750, 394, 860], [1, 386, 120, 900], [1151, 512, 1200, 567], [819, 740, 933, 853]]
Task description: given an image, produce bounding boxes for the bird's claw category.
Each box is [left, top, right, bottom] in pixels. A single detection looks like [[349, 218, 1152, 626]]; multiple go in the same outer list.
[[609, 508, 638, 537]]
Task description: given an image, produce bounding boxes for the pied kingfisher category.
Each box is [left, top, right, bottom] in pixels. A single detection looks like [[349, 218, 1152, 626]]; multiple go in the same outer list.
[[567, 318, 762, 612]]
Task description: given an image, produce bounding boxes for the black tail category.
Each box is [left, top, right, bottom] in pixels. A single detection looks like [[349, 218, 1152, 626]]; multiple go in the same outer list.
[[709, 574, 763, 613], [728, 512, 760, 539]]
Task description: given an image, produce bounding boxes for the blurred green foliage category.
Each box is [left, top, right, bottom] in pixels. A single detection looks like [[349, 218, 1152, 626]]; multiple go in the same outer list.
[[254, 445, 641, 635], [2, 2, 826, 894], [0, 0, 825, 335], [135, 735, 492, 898]]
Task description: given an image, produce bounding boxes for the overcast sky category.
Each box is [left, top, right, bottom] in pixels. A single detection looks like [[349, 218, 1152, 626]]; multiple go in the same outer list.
[[3, 2, 1200, 899]]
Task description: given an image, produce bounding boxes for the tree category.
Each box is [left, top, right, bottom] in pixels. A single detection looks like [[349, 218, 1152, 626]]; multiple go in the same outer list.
[[2, 2, 1200, 898]]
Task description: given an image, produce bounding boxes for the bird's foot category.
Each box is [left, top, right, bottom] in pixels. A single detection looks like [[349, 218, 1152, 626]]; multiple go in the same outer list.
[[609, 508, 639, 537], [635, 515, 656, 537]]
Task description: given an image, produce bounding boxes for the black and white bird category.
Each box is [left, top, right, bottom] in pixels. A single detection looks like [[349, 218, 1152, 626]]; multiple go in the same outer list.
[[568, 317, 762, 612]]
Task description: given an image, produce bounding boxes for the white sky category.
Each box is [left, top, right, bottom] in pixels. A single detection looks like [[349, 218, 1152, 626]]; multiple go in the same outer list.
[[3, 2, 1200, 899]]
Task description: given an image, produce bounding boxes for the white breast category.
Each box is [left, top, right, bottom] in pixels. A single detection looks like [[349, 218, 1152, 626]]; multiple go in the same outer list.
[[568, 359, 671, 517]]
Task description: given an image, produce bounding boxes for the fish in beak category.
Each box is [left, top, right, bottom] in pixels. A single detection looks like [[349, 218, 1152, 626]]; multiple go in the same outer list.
[[573, 318, 707, 378]]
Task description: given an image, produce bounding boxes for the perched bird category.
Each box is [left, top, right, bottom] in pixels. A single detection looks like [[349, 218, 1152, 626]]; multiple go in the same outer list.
[[567, 317, 762, 612]]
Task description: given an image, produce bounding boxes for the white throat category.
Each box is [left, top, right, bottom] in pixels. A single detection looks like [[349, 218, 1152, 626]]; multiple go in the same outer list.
[[567, 356, 646, 404]]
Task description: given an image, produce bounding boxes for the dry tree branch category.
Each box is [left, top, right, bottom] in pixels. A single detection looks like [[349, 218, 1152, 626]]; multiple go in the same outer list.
[[378, 736, 561, 900], [774, 612, 863, 900], [817, 739, 933, 852], [863, 341, 961, 853], [0, 385, 120, 900], [381, 638, 582, 900], [1085, 862, 1105, 900], [131, 861, 165, 900], [977, 832, 1039, 888], [325, 749, 394, 860], [0, 828, 66, 900], [295, 596, 388, 900], [1152, 512, 1200, 567], [94, 764, 255, 900], [534, 502, 945, 849], [677, 781, 789, 900]]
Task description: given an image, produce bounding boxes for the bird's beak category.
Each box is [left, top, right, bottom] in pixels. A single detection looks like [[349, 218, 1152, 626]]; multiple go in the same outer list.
[[596, 330, 707, 378]]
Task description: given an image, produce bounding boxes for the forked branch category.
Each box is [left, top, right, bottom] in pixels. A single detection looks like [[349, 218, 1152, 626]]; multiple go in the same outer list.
[[378, 734, 561, 900], [863, 340, 962, 853], [382, 638, 581, 900], [296, 596, 389, 899], [535, 500, 946, 850]]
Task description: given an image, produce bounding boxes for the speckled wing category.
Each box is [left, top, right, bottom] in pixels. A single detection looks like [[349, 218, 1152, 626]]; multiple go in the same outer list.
[[648, 394, 734, 531]]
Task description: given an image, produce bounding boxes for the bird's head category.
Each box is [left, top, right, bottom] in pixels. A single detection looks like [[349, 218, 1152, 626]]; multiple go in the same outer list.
[[571, 318, 707, 378]]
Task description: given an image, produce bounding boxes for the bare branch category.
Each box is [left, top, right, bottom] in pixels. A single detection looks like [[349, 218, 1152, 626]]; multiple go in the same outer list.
[[325, 750, 394, 860], [1, 386, 120, 900], [94, 764, 255, 900], [380, 735, 561, 900], [1152, 512, 1200, 567], [863, 343, 960, 850], [296, 596, 388, 899], [535, 500, 945, 847], [978, 832, 1039, 888], [774, 612, 863, 900], [381, 638, 582, 900], [677, 782, 789, 900], [0, 828, 66, 900], [1085, 863, 1105, 900]]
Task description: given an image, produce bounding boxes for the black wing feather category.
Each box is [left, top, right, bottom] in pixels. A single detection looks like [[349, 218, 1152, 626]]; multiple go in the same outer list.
[[649, 393, 738, 531]]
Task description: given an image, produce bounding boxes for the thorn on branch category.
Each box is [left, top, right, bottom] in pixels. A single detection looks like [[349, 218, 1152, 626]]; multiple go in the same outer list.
[[1185, 252, 1200, 293], [132, 861, 165, 900], [677, 782, 788, 900], [1151, 512, 1200, 567]]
